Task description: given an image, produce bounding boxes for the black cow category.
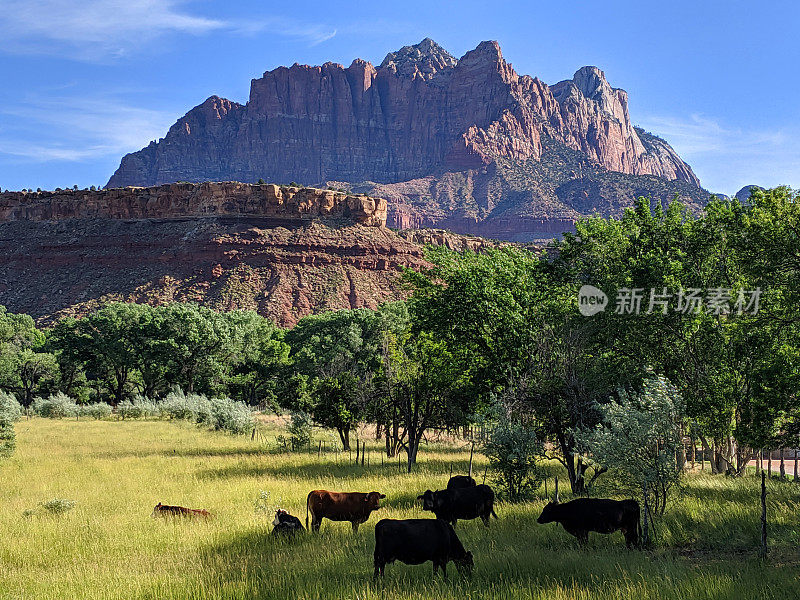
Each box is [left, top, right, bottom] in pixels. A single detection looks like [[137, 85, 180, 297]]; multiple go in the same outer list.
[[446, 475, 476, 490], [537, 497, 641, 547], [271, 509, 305, 536], [373, 518, 474, 579], [417, 484, 497, 527]]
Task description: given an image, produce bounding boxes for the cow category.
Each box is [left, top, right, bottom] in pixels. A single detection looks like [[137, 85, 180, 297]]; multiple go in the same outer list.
[[306, 490, 386, 533], [151, 502, 212, 520], [537, 497, 641, 547], [373, 518, 474, 579], [417, 484, 497, 528], [446, 475, 476, 490], [271, 509, 305, 537]]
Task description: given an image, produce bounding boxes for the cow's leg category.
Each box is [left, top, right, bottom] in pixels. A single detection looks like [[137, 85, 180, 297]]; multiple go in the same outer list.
[[352, 521, 360, 534], [311, 515, 322, 532], [373, 556, 384, 580], [481, 512, 490, 527], [433, 562, 438, 578], [579, 530, 589, 545], [450, 519, 457, 529], [440, 562, 447, 580]]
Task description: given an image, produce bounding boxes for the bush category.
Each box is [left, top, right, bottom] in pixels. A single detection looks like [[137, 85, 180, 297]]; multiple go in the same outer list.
[[117, 396, 158, 420], [483, 417, 545, 501], [0, 391, 22, 422], [32, 393, 78, 418], [576, 375, 685, 517], [0, 419, 14, 458], [287, 411, 312, 450], [78, 402, 112, 420], [158, 389, 202, 421], [209, 397, 253, 435], [24, 498, 77, 517]]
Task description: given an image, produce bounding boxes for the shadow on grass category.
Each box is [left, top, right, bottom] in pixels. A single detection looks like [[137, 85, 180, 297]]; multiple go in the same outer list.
[[172, 522, 800, 600]]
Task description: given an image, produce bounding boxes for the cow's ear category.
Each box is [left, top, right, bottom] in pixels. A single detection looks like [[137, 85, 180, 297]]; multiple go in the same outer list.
[[379, 494, 386, 499], [416, 494, 424, 500]]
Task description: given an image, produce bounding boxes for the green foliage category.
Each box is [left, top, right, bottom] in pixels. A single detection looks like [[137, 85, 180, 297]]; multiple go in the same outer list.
[[32, 392, 78, 419], [577, 376, 685, 516], [286, 411, 312, 450], [483, 415, 544, 501], [157, 389, 253, 435], [78, 402, 113, 420], [0, 390, 22, 422], [116, 396, 158, 419]]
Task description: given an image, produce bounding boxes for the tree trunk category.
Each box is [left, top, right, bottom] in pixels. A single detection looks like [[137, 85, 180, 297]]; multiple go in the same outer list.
[[338, 428, 351, 451], [779, 448, 785, 478]]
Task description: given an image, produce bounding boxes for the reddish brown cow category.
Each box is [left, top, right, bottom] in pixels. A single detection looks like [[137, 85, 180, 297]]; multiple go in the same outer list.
[[306, 490, 386, 533], [151, 502, 212, 520]]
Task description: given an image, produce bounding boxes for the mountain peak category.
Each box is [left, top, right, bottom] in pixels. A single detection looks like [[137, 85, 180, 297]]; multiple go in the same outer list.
[[380, 38, 457, 80]]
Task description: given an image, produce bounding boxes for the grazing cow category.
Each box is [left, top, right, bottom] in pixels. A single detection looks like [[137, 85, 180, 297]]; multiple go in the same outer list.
[[446, 475, 476, 490], [417, 484, 497, 527], [373, 518, 474, 579], [151, 502, 212, 520], [306, 490, 386, 533], [537, 497, 641, 547], [271, 509, 305, 537]]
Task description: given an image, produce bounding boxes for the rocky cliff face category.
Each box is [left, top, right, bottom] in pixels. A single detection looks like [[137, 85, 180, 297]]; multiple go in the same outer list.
[[0, 217, 426, 327], [0, 182, 387, 226], [107, 39, 706, 239]]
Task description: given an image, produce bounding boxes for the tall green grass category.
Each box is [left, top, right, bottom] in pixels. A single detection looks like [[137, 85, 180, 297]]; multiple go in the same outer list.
[[0, 419, 798, 600]]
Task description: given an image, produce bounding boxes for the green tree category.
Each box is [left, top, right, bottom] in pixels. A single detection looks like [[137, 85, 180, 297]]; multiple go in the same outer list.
[[577, 376, 685, 516]]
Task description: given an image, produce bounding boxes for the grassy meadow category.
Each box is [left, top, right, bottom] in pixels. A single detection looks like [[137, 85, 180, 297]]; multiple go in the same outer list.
[[1, 418, 799, 600]]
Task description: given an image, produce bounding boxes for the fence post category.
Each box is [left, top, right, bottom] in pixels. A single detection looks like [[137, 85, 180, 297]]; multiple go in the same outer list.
[[641, 483, 651, 548], [759, 471, 768, 559], [779, 448, 786, 478], [794, 449, 799, 482]]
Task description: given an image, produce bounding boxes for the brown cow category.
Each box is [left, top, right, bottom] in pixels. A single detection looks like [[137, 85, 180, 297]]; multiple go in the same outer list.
[[151, 502, 212, 520], [306, 490, 386, 533]]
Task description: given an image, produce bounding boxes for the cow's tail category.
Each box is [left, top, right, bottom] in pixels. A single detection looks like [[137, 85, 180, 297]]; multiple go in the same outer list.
[[306, 492, 311, 530]]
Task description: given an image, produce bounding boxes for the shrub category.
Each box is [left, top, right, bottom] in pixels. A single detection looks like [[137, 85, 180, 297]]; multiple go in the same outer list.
[[158, 389, 201, 421], [0, 391, 22, 422], [576, 375, 685, 517], [25, 498, 77, 517], [195, 396, 214, 426], [0, 418, 14, 458], [117, 396, 158, 420], [287, 411, 312, 450], [483, 417, 545, 501], [209, 397, 253, 435], [32, 393, 78, 418], [78, 402, 112, 420]]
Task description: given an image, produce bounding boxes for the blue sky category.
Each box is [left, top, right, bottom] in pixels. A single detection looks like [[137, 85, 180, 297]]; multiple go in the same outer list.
[[0, 0, 798, 195]]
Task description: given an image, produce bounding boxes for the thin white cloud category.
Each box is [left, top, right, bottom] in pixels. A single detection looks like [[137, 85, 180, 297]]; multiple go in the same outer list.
[[637, 113, 798, 194], [0, 96, 176, 163], [0, 1, 336, 61]]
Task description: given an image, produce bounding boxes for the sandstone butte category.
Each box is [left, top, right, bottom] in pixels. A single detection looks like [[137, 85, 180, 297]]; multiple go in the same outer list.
[[106, 38, 712, 241], [0, 182, 501, 327]]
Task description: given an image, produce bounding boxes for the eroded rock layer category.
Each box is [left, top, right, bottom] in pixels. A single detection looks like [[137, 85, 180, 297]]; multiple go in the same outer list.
[[0, 182, 387, 227], [0, 217, 427, 327]]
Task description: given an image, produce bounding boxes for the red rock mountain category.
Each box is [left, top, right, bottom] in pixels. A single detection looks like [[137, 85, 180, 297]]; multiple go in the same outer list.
[[0, 183, 498, 326], [108, 39, 708, 240]]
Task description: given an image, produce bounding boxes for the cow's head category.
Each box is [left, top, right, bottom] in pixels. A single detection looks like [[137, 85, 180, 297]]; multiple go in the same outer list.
[[150, 502, 163, 519], [537, 501, 559, 524], [454, 550, 474, 577], [365, 491, 386, 511], [417, 489, 435, 511], [273, 509, 288, 527]]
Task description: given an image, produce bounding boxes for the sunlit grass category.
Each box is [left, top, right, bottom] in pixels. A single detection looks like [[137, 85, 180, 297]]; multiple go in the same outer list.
[[0, 418, 798, 599]]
